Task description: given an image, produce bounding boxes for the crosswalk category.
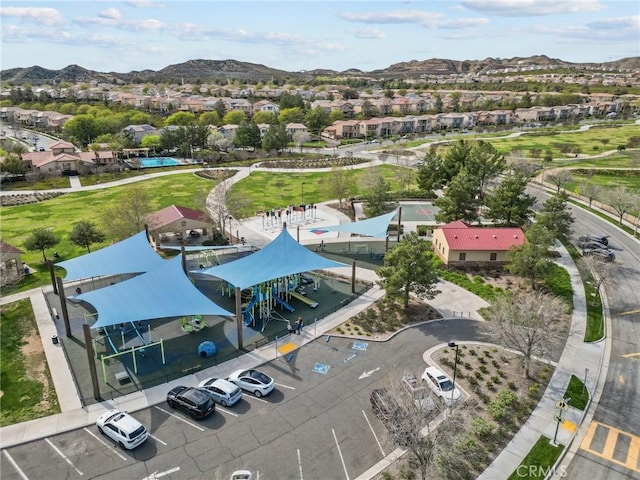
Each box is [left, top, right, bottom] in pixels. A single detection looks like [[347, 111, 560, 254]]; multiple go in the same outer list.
[[580, 421, 640, 473]]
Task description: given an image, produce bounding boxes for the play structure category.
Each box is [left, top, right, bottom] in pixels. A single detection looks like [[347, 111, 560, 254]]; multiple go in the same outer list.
[[219, 272, 320, 332], [199, 250, 219, 268], [88, 313, 166, 384], [182, 314, 206, 332]]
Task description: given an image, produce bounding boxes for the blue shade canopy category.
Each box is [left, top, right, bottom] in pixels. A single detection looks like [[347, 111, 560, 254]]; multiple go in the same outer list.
[[56, 231, 164, 282], [199, 229, 347, 290], [305, 209, 399, 238], [82, 256, 234, 329]]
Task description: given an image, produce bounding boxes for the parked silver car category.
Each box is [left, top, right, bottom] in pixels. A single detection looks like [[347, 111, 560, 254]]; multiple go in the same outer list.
[[198, 377, 242, 406], [582, 248, 615, 262]]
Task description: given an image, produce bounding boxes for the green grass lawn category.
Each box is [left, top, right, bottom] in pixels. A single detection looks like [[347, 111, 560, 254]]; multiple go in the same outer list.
[[565, 374, 589, 410], [507, 436, 564, 480], [229, 164, 408, 217], [0, 299, 61, 426]]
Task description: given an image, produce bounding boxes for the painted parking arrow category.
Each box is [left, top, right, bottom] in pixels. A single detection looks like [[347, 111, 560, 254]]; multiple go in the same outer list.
[[142, 467, 180, 480], [359, 367, 380, 379]]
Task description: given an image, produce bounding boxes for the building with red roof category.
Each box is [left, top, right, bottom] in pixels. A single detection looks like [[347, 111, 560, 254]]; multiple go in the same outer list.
[[145, 205, 213, 246], [432, 220, 525, 267]]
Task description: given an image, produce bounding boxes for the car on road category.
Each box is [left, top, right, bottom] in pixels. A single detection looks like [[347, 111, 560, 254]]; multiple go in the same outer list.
[[421, 366, 461, 405], [582, 248, 615, 262], [96, 409, 148, 450], [166, 386, 216, 419], [578, 235, 609, 246], [228, 369, 275, 397], [198, 377, 242, 406], [579, 240, 610, 251]]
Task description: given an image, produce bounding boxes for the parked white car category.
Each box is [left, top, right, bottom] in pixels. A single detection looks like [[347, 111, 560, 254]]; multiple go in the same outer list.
[[228, 369, 275, 397], [198, 377, 243, 406], [96, 409, 148, 450], [421, 366, 461, 405], [230, 471, 252, 480]]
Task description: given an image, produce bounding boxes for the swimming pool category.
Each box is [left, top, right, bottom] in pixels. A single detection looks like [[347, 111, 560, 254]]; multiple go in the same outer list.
[[139, 157, 180, 168]]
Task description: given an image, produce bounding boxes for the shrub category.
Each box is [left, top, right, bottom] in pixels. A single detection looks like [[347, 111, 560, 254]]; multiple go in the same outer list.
[[492, 360, 500, 369], [464, 362, 472, 370], [491, 376, 500, 384], [483, 350, 493, 358], [472, 275, 485, 284], [498, 370, 507, 378], [479, 365, 488, 374], [507, 381, 517, 391], [539, 373, 547, 380], [486, 380, 494, 390], [468, 376, 479, 388], [471, 417, 497, 438], [478, 357, 486, 365], [474, 371, 483, 380], [487, 389, 519, 420], [529, 383, 541, 397], [469, 349, 477, 356]]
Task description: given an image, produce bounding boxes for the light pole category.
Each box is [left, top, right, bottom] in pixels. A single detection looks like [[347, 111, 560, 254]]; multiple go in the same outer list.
[[227, 215, 233, 243], [448, 340, 459, 407], [301, 182, 306, 205]]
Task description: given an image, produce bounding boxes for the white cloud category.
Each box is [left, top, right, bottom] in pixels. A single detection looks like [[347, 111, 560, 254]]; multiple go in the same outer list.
[[339, 9, 487, 29], [348, 28, 387, 39], [176, 23, 304, 45], [99, 8, 122, 20], [125, 0, 161, 7], [587, 15, 640, 31], [460, 0, 605, 16], [0, 6, 64, 26]]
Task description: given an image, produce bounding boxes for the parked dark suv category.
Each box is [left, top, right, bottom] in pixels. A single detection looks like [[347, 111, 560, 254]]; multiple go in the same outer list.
[[167, 386, 216, 419]]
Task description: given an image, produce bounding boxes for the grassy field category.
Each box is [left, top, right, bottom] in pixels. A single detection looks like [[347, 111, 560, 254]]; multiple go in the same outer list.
[[0, 299, 60, 426], [1, 172, 214, 268], [507, 436, 564, 480], [229, 164, 408, 217]]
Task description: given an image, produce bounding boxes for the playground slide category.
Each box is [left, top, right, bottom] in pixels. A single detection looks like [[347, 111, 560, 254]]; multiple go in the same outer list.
[[242, 293, 259, 326], [105, 334, 119, 354], [273, 294, 295, 312], [289, 290, 318, 308]]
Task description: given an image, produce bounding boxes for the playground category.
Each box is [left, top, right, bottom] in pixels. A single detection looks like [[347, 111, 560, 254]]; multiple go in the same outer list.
[[45, 248, 373, 405]]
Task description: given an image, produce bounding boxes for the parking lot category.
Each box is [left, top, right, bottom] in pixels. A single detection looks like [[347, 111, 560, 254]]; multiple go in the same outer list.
[[1, 320, 481, 479]]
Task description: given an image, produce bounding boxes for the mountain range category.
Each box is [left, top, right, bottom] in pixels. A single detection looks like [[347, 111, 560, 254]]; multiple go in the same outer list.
[[1, 55, 639, 85]]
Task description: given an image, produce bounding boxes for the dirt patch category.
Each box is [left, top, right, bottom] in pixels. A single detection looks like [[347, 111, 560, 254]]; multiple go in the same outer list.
[[20, 332, 55, 414]]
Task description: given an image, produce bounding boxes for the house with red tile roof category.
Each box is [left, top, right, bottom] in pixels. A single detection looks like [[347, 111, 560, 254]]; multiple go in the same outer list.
[[432, 220, 525, 267], [145, 205, 213, 246]]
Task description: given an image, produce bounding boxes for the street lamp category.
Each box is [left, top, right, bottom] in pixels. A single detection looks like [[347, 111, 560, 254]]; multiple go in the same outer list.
[[227, 215, 233, 243], [448, 340, 459, 407]]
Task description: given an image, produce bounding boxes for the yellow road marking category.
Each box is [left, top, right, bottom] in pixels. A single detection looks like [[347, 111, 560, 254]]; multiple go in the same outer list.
[[618, 308, 640, 316], [602, 429, 618, 458], [581, 421, 598, 450], [278, 342, 296, 355], [622, 352, 640, 358], [580, 421, 640, 473], [562, 420, 577, 433], [619, 375, 625, 384]]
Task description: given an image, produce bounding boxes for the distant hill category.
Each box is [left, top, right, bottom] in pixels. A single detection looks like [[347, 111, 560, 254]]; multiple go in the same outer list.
[[2, 55, 639, 85]]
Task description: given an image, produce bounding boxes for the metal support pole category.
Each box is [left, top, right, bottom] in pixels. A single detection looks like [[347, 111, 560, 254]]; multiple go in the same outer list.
[[48, 260, 58, 295], [83, 324, 101, 401], [235, 286, 243, 350], [56, 276, 72, 337]]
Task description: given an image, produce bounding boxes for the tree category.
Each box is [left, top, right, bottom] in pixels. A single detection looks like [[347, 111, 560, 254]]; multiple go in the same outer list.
[[278, 107, 305, 125], [165, 111, 196, 126], [140, 134, 161, 155], [465, 141, 507, 199], [23, 228, 59, 263], [506, 223, 555, 290], [536, 192, 574, 241], [434, 169, 481, 224], [69, 220, 105, 253], [482, 291, 570, 377], [363, 174, 395, 218], [546, 170, 572, 193], [252, 110, 277, 125], [304, 106, 329, 135], [377, 233, 440, 308], [262, 124, 289, 152], [100, 184, 151, 240], [234, 120, 262, 149], [484, 172, 536, 226], [320, 167, 354, 209], [416, 149, 443, 198], [199, 111, 221, 126], [606, 186, 634, 225], [222, 110, 247, 125], [0, 154, 28, 175], [581, 181, 602, 209], [292, 131, 311, 152]]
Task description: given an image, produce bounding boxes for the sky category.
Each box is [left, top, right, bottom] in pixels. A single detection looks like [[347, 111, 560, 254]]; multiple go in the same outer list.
[[1, 0, 639, 74]]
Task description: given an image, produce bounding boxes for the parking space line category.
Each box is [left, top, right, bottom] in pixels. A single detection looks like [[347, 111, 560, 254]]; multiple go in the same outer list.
[[216, 406, 238, 417], [154, 406, 205, 432], [276, 382, 296, 390], [149, 434, 167, 446], [332, 428, 350, 480], [3, 450, 29, 480], [244, 395, 269, 404], [83, 427, 128, 461], [45, 438, 83, 475], [297, 448, 304, 480], [361, 410, 385, 457]]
